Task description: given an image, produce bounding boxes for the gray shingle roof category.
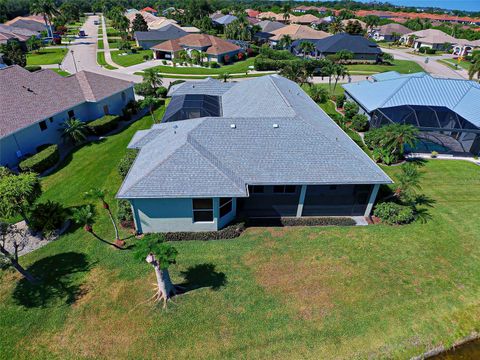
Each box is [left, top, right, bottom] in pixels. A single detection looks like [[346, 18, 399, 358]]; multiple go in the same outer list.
[[0, 66, 133, 137], [118, 75, 391, 199], [292, 33, 382, 55], [134, 24, 187, 42]]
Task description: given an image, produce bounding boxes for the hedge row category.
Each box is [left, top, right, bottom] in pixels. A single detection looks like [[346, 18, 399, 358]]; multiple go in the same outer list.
[[163, 221, 246, 241], [246, 216, 356, 227], [254, 57, 303, 71], [19, 144, 59, 173], [87, 115, 120, 135]]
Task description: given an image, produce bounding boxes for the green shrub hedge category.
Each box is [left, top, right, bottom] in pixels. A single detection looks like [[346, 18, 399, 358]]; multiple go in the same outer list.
[[19, 144, 59, 173], [246, 217, 356, 227], [163, 221, 246, 241], [25, 65, 42, 72], [87, 115, 119, 135], [373, 202, 415, 225], [29, 200, 67, 237]]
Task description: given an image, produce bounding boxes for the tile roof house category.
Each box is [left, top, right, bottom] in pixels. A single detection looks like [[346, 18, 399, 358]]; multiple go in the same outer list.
[[117, 75, 391, 233], [4, 15, 47, 33], [151, 34, 241, 63], [370, 23, 411, 42], [343, 72, 480, 155], [213, 14, 238, 26], [134, 24, 187, 49], [291, 33, 382, 61], [0, 24, 39, 44], [401, 29, 480, 54], [269, 24, 329, 44], [0, 66, 135, 167]]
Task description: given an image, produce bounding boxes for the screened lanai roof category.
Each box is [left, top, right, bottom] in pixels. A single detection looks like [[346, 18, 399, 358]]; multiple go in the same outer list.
[[162, 94, 222, 123], [343, 72, 480, 127]]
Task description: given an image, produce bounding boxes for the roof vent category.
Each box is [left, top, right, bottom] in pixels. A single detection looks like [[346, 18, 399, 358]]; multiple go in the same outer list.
[[273, 124, 279, 129], [230, 124, 236, 129]]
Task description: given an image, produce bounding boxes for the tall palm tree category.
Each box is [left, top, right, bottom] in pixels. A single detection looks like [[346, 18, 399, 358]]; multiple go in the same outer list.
[[60, 118, 88, 144], [279, 34, 293, 50], [332, 64, 348, 92], [468, 53, 480, 80], [329, 19, 345, 34], [384, 124, 419, 158], [143, 68, 163, 92], [31, 0, 59, 38], [84, 188, 123, 247], [299, 41, 315, 58], [282, 4, 292, 23]]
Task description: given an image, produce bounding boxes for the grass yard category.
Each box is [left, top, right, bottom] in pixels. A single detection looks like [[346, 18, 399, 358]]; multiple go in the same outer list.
[[96, 52, 117, 70], [97, 39, 104, 49], [347, 60, 424, 75], [149, 57, 256, 74], [51, 69, 71, 77], [110, 50, 151, 67], [438, 59, 471, 71], [1, 102, 480, 359], [26, 48, 68, 66]]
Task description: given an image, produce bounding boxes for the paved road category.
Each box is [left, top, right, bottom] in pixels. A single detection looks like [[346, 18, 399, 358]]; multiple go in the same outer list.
[[382, 47, 469, 79]]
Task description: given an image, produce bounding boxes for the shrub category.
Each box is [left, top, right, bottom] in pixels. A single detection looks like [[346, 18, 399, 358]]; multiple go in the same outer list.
[[336, 94, 346, 109], [0, 166, 12, 179], [122, 99, 140, 120], [29, 200, 67, 237], [87, 115, 119, 135], [310, 85, 329, 103], [223, 54, 230, 63], [163, 221, 246, 241], [143, 54, 150, 61], [25, 65, 42, 72], [36, 143, 53, 152], [162, 60, 167, 65], [117, 199, 134, 228], [431, 151, 438, 158], [373, 202, 415, 225], [210, 61, 220, 68], [19, 144, 59, 173], [344, 101, 359, 119], [117, 149, 138, 179], [246, 217, 356, 227], [351, 114, 369, 132], [156, 86, 168, 98]]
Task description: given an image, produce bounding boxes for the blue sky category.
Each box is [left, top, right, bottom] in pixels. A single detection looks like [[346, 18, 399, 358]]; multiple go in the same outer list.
[[316, 0, 480, 12]]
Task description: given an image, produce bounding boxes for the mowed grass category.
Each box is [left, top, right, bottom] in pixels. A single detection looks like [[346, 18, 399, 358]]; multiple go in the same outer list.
[[96, 52, 117, 70], [438, 58, 471, 71], [110, 49, 151, 67], [51, 69, 71, 77], [0, 111, 480, 358], [26, 48, 68, 65], [347, 59, 424, 74], [149, 57, 256, 74]]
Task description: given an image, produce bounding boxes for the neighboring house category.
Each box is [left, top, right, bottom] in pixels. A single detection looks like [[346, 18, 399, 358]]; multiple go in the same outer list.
[[370, 23, 411, 42], [213, 14, 238, 26], [209, 12, 224, 21], [291, 33, 382, 61], [147, 18, 178, 30], [0, 24, 39, 45], [290, 14, 320, 25], [343, 71, 480, 155], [117, 75, 391, 233], [400, 29, 457, 50], [0, 66, 135, 168], [4, 15, 47, 33], [134, 24, 187, 49], [341, 19, 367, 30], [254, 20, 286, 42], [269, 24, 329, 45], [294, 5, 328, 13], [141, 6, 158, 16], [151, 34, 241, 63], [245, 9, 260, 18]]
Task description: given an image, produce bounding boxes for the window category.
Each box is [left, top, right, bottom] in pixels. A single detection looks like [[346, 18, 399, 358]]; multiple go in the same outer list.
[[192, 198, 213, 222], [219, 198, 232, 218], [103, 105, 109, 115], [250, 185, 264, 194], [49, 117, 53, 123], [39, 120, 47, 131], [68, 110, 75, 119], [273, 185, 296, 194]]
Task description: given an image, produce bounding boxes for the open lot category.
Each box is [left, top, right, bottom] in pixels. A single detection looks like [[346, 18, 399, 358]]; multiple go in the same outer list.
[[1, 104, 479, 359]]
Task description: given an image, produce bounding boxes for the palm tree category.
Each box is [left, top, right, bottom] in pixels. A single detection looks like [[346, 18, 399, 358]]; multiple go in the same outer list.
[[141, 96, 160, 123], [219, 72, 232, 82], [332, 64, 348, 92], [279, 34, 293, 50], [329, 19, 345, 34], [71, 205, 95, 234], [394, 162, 422, 202], [143, 68, 163, 92], [299, 41, 315, 58], [468, 53, 480, 80], [31, 0, 59, 38], [84, 188, 123, 247], [282, 3, 291, 23], [60, 118, 88, 144], [384, 124, 419, 158]]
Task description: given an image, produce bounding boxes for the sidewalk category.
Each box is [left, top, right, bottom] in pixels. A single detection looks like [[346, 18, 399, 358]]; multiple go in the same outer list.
[[101, 14, 124, 69]]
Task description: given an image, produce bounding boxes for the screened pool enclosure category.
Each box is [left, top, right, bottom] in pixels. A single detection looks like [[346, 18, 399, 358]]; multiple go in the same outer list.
[[162, 94, 222, 123], [370, 105, 480, 155]]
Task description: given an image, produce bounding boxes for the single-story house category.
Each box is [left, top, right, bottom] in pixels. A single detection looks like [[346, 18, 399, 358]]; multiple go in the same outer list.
[[400, 29, 457, 50], [253, 20, 286, 42], [117, 75, 392, 233], [291, 33, 383, 61], [151, 34, 241, 63], [213, 14, 238, 26], [370, 23, 411, 42], [134, 24, 187, 49], [0, 24, 39, 45], [343, 72, 480, 155], [245, 9, 260, 18], [269, 24, 329, 46], [141, 6, 158, 16], [294, 6, 328, 14], [4, 15, 47, 33], [341, 19, 367, 30], [0, 66, 135, 168]]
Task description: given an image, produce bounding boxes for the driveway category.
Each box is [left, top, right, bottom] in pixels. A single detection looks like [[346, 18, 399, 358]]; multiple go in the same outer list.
[[382, 47, 469, 79]]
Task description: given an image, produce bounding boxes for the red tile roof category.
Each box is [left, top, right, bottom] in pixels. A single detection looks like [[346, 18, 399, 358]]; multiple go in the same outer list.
[[142, 7, 157, 13]]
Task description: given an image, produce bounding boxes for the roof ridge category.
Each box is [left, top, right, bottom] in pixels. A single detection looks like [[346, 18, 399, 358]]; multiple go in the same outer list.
[[452, 81, 479, 111], [187, 132, 246, 192], [74, 71, 96, 101], [268, 76, 294, 109], [377, 76, 413, 108]]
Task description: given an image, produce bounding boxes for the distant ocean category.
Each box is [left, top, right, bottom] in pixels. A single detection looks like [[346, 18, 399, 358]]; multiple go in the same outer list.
[[304, 0, 480, 12]]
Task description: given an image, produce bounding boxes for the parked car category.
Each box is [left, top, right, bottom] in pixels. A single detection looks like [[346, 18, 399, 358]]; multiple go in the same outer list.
[[94, 20, 100, 25], [78, 30, 86, 37]]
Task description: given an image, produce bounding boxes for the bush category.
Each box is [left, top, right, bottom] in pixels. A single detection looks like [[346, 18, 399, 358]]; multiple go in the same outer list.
[[36, 143, 53, 152], [87, 115, 119, 135], [19, 144, 59, 173], [122, 99, 140, 120], [163, 221, 246, 241], [210, 61, 220, 68], [344, 101, 359, 119], [25, 65, 42, 72], [156, 86, 168, 98], [336, 94, 346, 109], [162, 60, 167, 65], [117, 149, 138, 179], [246, 217, 356, 227], [29, 201, 67, 237], [168, 80, 185, 89], [117, 199, 134, 228], [351, 114, 369, 132], [373, 202, 415, 225]]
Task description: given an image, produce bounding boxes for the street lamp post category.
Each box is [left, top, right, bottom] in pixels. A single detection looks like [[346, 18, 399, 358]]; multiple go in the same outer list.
[[71, 49, 78, 73]]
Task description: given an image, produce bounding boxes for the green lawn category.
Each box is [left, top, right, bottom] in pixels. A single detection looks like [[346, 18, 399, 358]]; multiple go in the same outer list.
[[26, 48, 68, 66], [438, 59, 471, 71], [149, 57, 257, 74], [51, 69, 71, 77], [110, 50, 151, 67], [346, 60, 424, 75], [1, 103, 480, 358], [97, 39, 104, 49], [96, 52, 117, 70]]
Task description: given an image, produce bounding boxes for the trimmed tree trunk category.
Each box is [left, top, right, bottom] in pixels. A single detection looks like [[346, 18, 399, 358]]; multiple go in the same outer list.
[[146, 253, 176, 308], [0, 245, 38, 284]]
